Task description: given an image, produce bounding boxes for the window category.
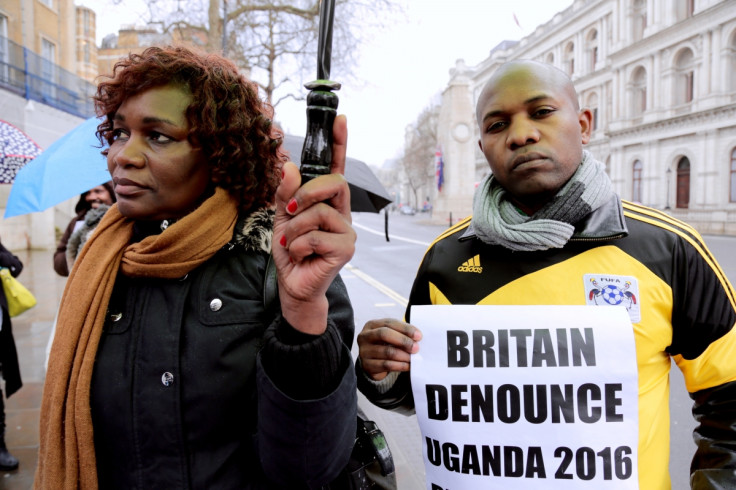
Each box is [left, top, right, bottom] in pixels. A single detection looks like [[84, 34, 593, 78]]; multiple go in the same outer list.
[[564, 42, 575, 76], [586, 93, 599, 131], [587, 30, 599, 72], [730, 34, 736, 92], [630, 67, 647, 117], [674, 49, 695, 105], [0, 15, 7, 82], [82, 9, 91, 36], [41, 38, 57, 99], [632, 0, 647, 41], [632, 160, 643, 202], [730, 148, 736, 203], [676, 157, 690, 208], [677, 0, 695, 20], [0, 15, 10, 69]]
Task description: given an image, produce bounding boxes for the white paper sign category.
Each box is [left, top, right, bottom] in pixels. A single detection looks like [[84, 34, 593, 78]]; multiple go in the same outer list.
[[410, 305, 639, 489]]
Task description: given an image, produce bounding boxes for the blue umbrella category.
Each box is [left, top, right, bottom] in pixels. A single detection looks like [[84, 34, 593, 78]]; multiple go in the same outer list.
[[4, 117, 110, 218]]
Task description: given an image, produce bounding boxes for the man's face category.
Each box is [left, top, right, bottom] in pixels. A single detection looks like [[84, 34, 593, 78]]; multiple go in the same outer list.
[[476, 63, 591, 214]]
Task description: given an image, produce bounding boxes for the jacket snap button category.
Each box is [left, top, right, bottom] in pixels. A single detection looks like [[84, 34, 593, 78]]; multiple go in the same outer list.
[[110, 313, 122, 322], [209, 298, 223, 311], [161, 372, 174, 386]]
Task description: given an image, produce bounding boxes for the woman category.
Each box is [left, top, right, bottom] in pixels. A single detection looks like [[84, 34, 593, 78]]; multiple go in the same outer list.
[[0, 240, 23, 471], [38, 46, 357, 489], [53, 183, 115, 276]]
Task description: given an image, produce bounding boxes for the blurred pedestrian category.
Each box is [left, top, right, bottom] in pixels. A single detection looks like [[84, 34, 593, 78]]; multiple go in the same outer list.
[[0, 239, 24, 471], [53, 182, 115, 276], [37, 45, 357, 489]]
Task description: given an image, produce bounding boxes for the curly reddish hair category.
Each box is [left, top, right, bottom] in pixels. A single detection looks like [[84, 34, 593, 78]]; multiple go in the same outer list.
[[94, 45, 284, 215]]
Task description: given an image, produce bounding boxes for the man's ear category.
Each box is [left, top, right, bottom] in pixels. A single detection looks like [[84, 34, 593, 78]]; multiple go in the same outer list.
[[478, 139, 483, 152], [579, 108, 593, 145]]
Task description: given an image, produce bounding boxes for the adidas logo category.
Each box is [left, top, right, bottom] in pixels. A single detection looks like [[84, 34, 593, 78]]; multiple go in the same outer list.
[[458, 255, 483, 273]]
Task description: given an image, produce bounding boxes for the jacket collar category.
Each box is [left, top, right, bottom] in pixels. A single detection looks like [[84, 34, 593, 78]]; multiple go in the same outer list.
[[461, 194, 628, 243], [570, 194, 628, 241]]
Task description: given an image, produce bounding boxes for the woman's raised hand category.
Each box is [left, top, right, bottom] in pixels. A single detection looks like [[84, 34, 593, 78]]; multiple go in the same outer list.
[[272, 115, 356, 334]]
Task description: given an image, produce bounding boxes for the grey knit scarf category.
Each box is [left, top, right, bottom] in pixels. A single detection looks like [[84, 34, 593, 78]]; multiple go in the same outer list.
[[470, 150, 612, 251]]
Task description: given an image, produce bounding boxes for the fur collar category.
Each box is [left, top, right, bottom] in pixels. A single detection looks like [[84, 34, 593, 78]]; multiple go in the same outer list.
[[231, 208, 274, 254]]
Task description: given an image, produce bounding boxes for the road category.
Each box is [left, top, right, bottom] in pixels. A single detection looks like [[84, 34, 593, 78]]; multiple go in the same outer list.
[[345, 210, 736, 490]]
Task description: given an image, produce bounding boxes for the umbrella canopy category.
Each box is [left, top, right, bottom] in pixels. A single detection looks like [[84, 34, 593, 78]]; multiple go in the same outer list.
[[0, 119, 42, 184], [281, 134, 391, 213], [5, 117, 110, 218]]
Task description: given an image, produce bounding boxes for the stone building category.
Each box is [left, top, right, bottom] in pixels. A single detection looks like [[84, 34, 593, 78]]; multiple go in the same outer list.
[[435, 0, 736, 235], [97, 25, 207, 77], [0, 0, 203, 250], [0, 0, 99, 250]]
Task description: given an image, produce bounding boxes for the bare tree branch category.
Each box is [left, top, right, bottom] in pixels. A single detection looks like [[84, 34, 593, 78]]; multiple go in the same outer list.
[[400, 101, 440, 208], [130, 0, 402, 108]]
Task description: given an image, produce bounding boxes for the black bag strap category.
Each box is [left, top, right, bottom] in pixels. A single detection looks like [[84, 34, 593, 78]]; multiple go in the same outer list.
[[263, 253, 279, 313]]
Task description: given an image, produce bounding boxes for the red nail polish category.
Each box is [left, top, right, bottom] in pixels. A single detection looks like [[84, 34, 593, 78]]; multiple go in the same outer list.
[[279, 235, 286, 247], [286, 199, 298, 214]]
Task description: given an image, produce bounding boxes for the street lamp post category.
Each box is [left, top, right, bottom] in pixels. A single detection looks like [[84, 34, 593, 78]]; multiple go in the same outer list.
[[665, 167, 672, 210]]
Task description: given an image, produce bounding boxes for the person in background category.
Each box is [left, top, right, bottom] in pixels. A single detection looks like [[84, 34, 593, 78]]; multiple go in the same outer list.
[[357, 59, 736, 488], [0, 240, 24, 471], [53, 182, 115, 276], [65, 201, 111, 272], [37, 46, 357, 489]]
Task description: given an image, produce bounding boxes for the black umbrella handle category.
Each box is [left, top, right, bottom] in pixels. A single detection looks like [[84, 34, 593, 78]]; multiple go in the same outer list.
[[300, 0, 340, 185], [300, 80, 341, 184]]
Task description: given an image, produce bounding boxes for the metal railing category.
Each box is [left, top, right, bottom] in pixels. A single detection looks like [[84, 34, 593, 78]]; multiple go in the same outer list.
[[0, 35, 96, 118]]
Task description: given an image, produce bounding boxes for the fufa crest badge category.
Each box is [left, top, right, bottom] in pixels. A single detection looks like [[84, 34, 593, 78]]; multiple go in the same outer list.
[[583, 274, 641, 323]]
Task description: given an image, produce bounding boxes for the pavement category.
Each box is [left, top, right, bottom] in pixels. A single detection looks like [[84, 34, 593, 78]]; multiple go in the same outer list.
[[1, 248, 67, 490]]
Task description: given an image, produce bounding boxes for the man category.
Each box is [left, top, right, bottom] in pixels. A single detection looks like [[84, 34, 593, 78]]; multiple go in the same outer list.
[[356, 60, 736, 488]]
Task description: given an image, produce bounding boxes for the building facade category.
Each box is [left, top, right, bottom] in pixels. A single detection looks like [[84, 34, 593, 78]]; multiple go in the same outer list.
[[0, 0, 101, 250], [435, 0, 736, 235]]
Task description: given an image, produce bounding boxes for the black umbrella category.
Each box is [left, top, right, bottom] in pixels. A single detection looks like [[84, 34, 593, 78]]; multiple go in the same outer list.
[[282, 133, 391, 213]]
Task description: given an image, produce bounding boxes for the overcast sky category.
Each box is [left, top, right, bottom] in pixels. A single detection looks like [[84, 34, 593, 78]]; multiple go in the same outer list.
[[78, 0, 573, 167]]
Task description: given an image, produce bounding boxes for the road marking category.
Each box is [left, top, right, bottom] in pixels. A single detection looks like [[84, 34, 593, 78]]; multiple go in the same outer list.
[[352, 222, 431, 247], [345, 263, 408, 307]]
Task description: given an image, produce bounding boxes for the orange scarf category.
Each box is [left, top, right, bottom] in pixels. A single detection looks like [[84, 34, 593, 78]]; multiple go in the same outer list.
[[35, 187, 238, 489]]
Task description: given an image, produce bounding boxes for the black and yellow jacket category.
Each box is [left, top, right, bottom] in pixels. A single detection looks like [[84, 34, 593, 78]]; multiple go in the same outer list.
[[358, 196, 736, 489]]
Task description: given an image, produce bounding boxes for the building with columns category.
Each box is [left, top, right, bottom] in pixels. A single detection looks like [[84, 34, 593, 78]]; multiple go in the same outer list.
[[434, 0, 736, 235]]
